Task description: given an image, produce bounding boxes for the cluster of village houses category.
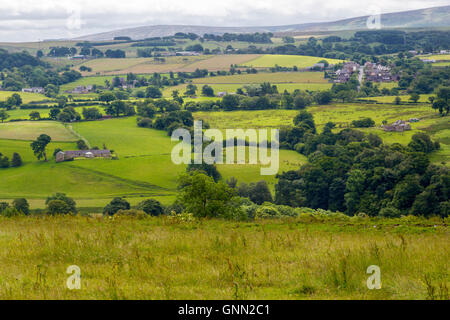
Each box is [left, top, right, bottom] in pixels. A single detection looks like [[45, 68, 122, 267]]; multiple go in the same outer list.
[[330, 61, 395, 83]]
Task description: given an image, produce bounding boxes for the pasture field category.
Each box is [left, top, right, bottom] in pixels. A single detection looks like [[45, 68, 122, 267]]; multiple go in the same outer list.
[[433, 62, 450, 67], [59, 76, 115, 92], [359, 94, 434, 103], [75, 55, 260, 75], [377, 82, 399, 89], [0, 121, 78, 141], [0, 215, 447, 299], [162, 71, 332, 97], [243, 55, 345, 69], [0, 116, 306, 208], [3, 105, 106, 121], [0, 91, 48, 104], [192, 72, 328, 84], [174, 54, 261, 72], [163, 83, 332, 97], [419, 54, 450, 61]]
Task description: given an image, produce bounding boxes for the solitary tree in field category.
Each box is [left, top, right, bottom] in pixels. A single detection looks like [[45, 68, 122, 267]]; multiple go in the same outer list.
[[409, 93, 420, 103], [30, 134, 51, 161], [29, 111, 40, 121], [0, 109, 9, 122]]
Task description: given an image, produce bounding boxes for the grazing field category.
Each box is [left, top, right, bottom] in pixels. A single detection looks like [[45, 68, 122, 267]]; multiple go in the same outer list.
[[174, 54, 261, 72], [419, 54, 450, 61], [162, 71, 332, 97], [163, 83, 332, 97], [243, 55, 345, 69], [0, 91, 48, 103], [432, 62, 450, 67], [192, 72, 328, 84], [0, 215, 447, 300], [3, 106, 105, 121], [75, 55, 259, 75], [0, 121, 78, 141], [377, 82, 399, 89], [59, 76, 115, 92], [359, 95, 434, 103], [0, 116, 306, 208]]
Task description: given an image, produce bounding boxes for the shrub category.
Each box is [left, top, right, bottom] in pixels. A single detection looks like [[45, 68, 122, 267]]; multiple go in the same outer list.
[[137, 199, 164, 216], [103, 197, 130, 215], [137, 117, 153, 128], [13, 198, 29, 215], [379, 206, 401, 218], [115, 209, 146, 218], [46, 193, 77, 213], [76, 139, 89, 150], [351, 118, 375, 128], [0, 202, 9, 213], [47, 200, 71, 214], [11, 152, 22, 167], [0, 207, 20, 217], [255, 204, 280, 219]]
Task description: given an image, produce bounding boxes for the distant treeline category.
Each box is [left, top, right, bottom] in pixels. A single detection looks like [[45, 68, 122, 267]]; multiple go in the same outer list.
[[203, 32, 273, 43], [233, 30, 450, 60]]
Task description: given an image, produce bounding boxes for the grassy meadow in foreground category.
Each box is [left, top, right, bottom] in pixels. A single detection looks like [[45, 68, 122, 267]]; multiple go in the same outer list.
[[0, 215, 447, 300]]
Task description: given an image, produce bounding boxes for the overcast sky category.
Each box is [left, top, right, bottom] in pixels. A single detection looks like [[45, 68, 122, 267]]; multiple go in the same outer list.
[[0, 0, 448, 42]]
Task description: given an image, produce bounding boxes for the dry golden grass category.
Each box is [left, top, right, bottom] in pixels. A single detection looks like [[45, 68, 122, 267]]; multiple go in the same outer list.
[[0, 215, 447, 300]]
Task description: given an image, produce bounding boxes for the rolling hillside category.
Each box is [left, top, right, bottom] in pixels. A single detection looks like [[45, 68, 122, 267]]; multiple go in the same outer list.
[[74, 6, 450, 41]]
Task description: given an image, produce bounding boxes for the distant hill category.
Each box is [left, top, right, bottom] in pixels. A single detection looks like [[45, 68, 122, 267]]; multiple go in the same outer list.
[[74, 6, 450, 41]]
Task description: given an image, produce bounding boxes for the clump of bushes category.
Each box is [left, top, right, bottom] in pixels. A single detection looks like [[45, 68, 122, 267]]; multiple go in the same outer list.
[[103, 197, 130, 215], [0, 198, 30, 216], [46, 193, 77, 215], [351, 117, 375, 128]]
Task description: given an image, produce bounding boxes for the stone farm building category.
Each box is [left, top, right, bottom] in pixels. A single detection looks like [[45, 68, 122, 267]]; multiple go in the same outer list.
[[382, 120, 412, 132], [22, 87, 45, 94], [66, 85, 93, 94], [56, 150, 111, 162]]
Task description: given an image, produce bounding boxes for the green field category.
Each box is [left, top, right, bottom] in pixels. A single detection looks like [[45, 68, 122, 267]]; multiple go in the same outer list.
[[243, 55, 345, 69], [432, 62, 450, 67], [60, 76, 115, 92], [162, 71, 332, 97], [164, 83, 332, 97], [4, 106, 106, 121], [419, 54, 450, 61], [0, 121, 78, 141], [0, 116, 306, 208], [75, 55, 260, 75], [360, 94, 434, 103], [192, 72, 328, 84], [0, 91, 48, 103], [0, 215, 447, 299]]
